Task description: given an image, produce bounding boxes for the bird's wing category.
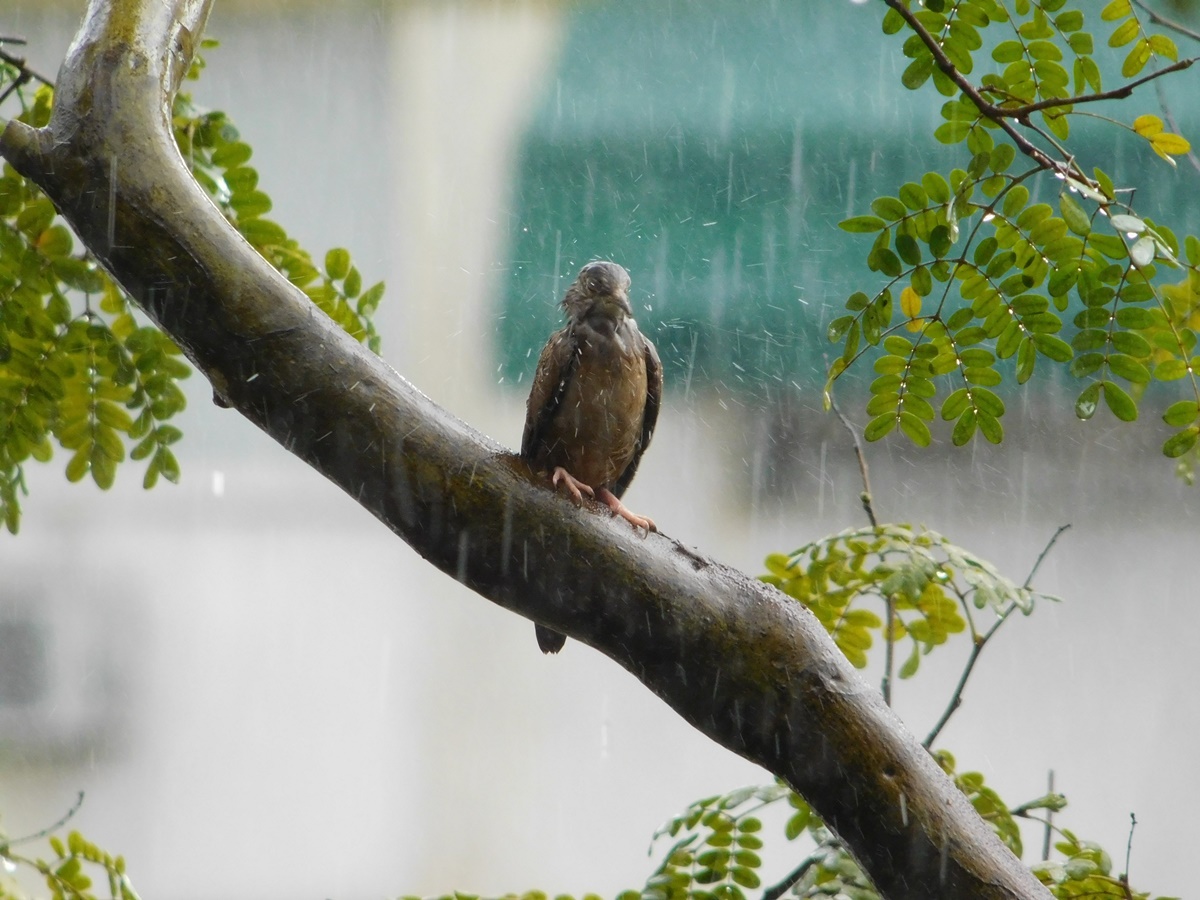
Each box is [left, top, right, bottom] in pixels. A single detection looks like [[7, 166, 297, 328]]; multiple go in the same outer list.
[[521, 326, 578, 460], [612, 330, 663, 499]]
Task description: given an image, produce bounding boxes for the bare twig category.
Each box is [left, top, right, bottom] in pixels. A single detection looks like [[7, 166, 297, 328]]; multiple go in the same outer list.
[[1024, 523, 1070, 588], [1153, 68, 1200, 174], [763, 855, 819, 900], [924, 524, 1068, 748], [829, 398, 894, 705], [1041, 770, 1054, 861], [830, 398, 877, 528], [0, 35, 55, 108], [1132, 0, 1200, 43], [1121, 812, 1138, 900], [0, 38, 54, 88], [1005, 57, 1196, 118], [923, 621, 990, 748], [0, 792, 85, 848], [881, 0, 1072, 178], [881, 0, 1197, 192]]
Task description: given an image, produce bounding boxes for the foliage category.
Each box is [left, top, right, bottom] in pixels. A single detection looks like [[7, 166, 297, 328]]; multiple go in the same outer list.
[[0, 42, 383, 534], [828, 0, 1200, 477], [761, 524, 1056, 675], [0, 825, 138, 900]]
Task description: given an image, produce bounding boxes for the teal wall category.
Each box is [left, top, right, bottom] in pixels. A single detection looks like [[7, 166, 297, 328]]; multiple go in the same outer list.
[[498, 1, 1200, 398]]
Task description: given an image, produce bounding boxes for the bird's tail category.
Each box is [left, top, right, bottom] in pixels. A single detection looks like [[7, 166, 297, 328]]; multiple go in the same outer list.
[[536, 624, 567, 654]]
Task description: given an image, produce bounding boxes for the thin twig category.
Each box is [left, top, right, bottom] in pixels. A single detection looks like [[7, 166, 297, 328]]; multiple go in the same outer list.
[[925, 524, 1068, 748], [0, 37, 55, 96], [923, 622, 989, 748], [1132, 0, 1200, 43], [1041, 770, 1055, 861], [881, 0, 1071, 178], [1121, 813, 1138, 900], [830, 398, 877, 528], [1005, 57, 1196, 118], [1153, 68, 1200, 174], [830, 398, 893, 704], [1024, 523, 1070, 588], [762, 855, 818, 900], [881, 0, 1198, 192], [0, 792, 85, 848]]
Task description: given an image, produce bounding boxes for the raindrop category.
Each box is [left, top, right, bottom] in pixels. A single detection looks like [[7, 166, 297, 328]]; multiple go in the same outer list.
[[107, 156, 118, 250], [456, 530, 470, 582], [211, 470, 225, 497], [1, 857, 15, 874]]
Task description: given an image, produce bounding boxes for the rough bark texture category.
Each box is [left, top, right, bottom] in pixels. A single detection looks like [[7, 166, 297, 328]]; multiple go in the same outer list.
[[0, 2, 1051, 898]]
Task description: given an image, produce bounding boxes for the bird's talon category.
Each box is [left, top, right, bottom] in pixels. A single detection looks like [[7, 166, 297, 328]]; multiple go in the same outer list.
[[552, 467, 594, 505]]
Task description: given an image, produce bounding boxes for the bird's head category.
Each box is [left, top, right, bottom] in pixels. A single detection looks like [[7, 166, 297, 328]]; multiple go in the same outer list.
[[562, 260, 633, 324]]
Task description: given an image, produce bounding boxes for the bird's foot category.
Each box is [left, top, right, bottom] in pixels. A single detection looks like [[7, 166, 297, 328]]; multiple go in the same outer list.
[[551, 467, 595, 506], [597, 488, 656, 534]]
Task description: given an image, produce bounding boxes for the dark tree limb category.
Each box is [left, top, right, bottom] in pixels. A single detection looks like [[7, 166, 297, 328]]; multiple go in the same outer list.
[[0, 2, 1051, 898]]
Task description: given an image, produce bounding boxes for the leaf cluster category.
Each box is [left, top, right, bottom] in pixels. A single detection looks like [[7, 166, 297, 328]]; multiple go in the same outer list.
[[832, 0, 1200, 470], [0, 41, 386, 532], [1032, 831, 1180, 900], [0, 830, 138, 900], [760, 524, 1053, 676], [0, 88, 188, 533], [173, 50, 383, 353]]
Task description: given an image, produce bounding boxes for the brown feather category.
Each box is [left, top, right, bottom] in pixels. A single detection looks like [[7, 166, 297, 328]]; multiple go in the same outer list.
[[520, 261, 661, 654]]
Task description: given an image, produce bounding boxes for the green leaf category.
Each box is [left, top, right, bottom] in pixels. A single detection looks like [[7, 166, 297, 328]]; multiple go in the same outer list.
[[325, 247, 352, 280], [211, 140, 253, 167], [1108, 18, 1139, 48], [1059, 192, 1091, 236], [921, 171, 950, 204], [840, 216, 888, 234], [827, 315, 855, 342], [1016, 336, 1036, 383], [864, 413, 898, 441], [1102, 380, 1138, 421], [1002, 185, 1029, 218], [951, 409, 977, 445], [1075, 381, 1099, 422], [992, 40, 1024, 63], [1163, 427, 1200, 458], [871, 196, 907, 221], [899, 412, 932, 447], [902, 55, 935, 90], [1122, 39, 1151, 77], [1032, 333, 1073, 362], [977, 411, 1003, 443], [1163, 400, 1199, 427], [899, 182, 929, 210], [1154, 359, 1189, 381]]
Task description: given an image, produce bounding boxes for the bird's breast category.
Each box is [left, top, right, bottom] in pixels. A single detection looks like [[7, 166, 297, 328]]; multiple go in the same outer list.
[[546, 324, 648, 489]]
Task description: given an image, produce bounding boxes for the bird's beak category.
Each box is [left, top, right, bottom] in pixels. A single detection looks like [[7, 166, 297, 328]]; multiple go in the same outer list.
[[604, 290, 633, 318]]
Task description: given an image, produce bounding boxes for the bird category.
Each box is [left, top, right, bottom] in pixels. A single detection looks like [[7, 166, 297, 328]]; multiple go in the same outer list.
[[520, 260, 663, 654]]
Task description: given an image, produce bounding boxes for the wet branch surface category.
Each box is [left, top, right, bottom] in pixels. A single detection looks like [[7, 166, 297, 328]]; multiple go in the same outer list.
[[0, 2, 1052, 898]]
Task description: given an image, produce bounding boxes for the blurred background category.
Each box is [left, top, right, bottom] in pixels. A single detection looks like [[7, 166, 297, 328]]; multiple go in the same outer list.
[[2, 1, 1198, 897]]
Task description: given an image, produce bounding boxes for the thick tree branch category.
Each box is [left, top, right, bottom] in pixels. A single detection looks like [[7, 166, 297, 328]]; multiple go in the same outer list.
[[0, 2, 1051, 898]]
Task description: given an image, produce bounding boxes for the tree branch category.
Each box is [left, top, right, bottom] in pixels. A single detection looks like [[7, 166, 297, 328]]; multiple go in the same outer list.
[[1001, 57, 1195, 118], [0, 2, 1051, 897], [1131, 0, 1200, 44], [881, 0, 1064, 176], [0, 35, 56, 107]]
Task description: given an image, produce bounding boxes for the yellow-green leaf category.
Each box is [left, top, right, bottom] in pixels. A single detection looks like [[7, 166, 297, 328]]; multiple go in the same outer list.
[[1133, 114, 1163, 138]]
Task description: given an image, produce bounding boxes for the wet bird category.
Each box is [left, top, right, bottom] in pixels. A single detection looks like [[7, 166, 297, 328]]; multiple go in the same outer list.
[[521, 260, 663, 654]]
